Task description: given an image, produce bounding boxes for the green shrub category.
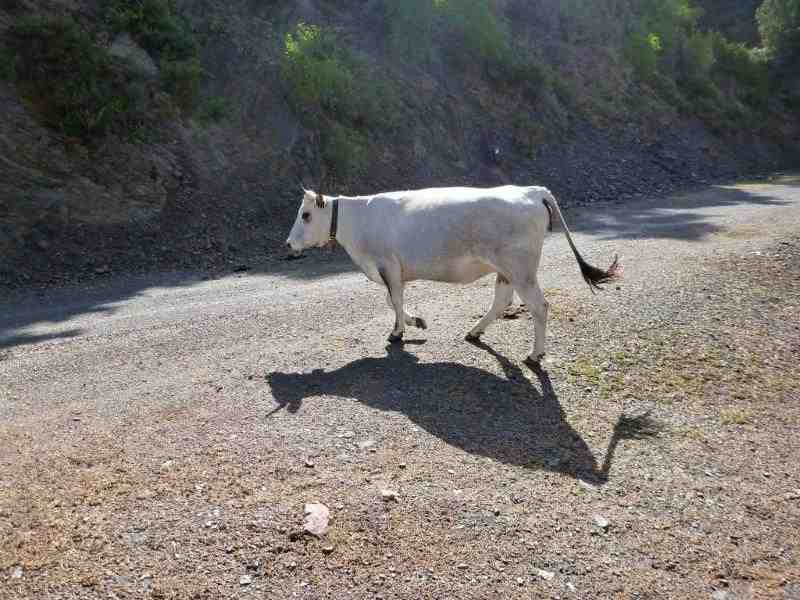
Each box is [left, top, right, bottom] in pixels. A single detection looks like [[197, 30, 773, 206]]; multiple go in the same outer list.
[[107, 0, 201, 114], [377, 0, 437, 61], [107, 0, 197, 61], [638, 0, 702, 57], [196, 96, 230, 124], [322, 122, 368, 179], [511, 113, 545, 158], [282, 22, 401, 179], [0, 47, 16, 80], [440, 0, 509, 67], [681, 30, 715, 84], [282, 23, 355, 120], [161, 58, 202, 114], [625, 30, 662, 80], [712, 33, 770, 107], [625, 0, 703, 80], [8, 16, 149, 139], [756, 0, 800, 57], [282, 22, 400, 129]]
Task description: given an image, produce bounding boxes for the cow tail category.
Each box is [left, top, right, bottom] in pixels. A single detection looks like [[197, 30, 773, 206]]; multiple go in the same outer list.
[[542, 194, 623, 294]]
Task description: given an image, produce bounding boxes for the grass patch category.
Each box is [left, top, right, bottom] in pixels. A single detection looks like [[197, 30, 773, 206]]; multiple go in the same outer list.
[[568, 359, 604, 386], [719, 224, 765, 239], [720, 407, 753, 425]]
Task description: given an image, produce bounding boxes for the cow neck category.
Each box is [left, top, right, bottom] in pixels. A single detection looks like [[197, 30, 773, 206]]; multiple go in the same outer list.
[[328, 197, 358, 255]]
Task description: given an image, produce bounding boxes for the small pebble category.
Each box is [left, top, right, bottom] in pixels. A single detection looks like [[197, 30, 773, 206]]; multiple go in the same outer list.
[[239, 575, 253, 586], [593, 514, 610, 530], [380, 489, 399, 502]]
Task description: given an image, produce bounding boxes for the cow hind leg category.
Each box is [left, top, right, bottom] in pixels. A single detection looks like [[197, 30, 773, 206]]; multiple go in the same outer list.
[[513, 279, 549, 364], [379, 265, 407, 342], [466, 274, 513, 340], [385, 293, 428, 330]]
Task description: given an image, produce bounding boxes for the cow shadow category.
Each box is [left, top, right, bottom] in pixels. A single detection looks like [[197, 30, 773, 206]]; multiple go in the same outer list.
[[267, 341, 658, 484]]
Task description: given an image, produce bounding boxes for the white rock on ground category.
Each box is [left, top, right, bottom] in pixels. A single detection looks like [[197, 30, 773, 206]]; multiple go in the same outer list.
[[303, 503, 330, 537]]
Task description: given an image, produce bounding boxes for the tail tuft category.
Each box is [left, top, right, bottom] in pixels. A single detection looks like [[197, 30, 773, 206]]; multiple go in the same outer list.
[[578, 254, 623, 293]]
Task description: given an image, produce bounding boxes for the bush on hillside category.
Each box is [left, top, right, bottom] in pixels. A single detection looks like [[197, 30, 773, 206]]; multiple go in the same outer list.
[[756, 0, 800, 57], [625, 30, 662, 80], [107, 0, 197, 61], [711, 33, 770, 106], [281, 22, 401, 179], [7, 16, 150, 140], [376, 0, 437, 61]]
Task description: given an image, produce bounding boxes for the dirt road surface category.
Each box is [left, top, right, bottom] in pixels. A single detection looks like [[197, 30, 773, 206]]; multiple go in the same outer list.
[[2, 177, 799, 599]]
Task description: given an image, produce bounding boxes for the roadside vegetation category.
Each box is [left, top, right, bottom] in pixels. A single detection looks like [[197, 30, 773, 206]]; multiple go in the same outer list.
[[0, 0, 217, 142], [277, 0, 798, 177], [280, 22, 401, 179], [0, 0, 797, 155]]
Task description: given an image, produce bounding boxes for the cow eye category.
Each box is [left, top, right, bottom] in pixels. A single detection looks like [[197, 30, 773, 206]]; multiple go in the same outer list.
[[302, 212, 311, 222]]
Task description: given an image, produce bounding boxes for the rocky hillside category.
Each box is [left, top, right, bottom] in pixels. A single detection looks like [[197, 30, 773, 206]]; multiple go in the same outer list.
[[1, 0, 798, 287]]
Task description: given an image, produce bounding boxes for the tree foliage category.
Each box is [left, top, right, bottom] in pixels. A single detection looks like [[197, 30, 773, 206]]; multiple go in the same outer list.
[[756, 0, 800, 57]]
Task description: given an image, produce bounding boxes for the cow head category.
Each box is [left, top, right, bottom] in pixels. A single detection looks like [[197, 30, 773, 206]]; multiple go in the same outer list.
[[285, 188, 329, 257]]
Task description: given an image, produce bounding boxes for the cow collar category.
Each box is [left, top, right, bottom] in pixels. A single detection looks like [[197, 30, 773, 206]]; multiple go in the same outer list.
[[329, 198, 339, 241]]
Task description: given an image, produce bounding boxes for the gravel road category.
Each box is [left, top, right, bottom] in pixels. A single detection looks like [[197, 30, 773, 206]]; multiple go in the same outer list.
[[2, 176, 799, 599]]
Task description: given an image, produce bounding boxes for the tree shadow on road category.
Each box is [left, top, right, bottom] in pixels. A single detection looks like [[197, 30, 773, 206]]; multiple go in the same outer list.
[[267, 341, 659, 485], [568, 182, 791, 242]]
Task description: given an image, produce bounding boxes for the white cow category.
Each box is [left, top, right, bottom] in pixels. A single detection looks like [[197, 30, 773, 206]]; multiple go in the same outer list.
[[285, 185, 621, 364]]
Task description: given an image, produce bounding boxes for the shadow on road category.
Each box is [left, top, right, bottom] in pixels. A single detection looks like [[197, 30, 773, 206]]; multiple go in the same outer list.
[[568, 181, 790, 242], [267, 342, 659, 484], [0, 272, 201, 350]]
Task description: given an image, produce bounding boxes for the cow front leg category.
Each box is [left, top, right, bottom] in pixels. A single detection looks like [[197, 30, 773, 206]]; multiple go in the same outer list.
[[466, 273, 513, 340], [514, 280, 549, 364], [379, 266, 406, 343], [385, 293, 427, 331]]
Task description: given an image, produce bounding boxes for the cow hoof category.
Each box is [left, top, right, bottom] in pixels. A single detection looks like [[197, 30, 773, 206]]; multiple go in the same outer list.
[[414, 317, 428, 330], [388, 333, 404, 343], [524, 353, 546, 368]]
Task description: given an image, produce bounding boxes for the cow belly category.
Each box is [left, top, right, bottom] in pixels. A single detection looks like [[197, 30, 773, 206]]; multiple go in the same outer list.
[[403, 257, 495, 284]]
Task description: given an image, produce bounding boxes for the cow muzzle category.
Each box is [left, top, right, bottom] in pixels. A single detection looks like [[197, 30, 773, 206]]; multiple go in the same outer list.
[[286, 241, 304, 260]]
